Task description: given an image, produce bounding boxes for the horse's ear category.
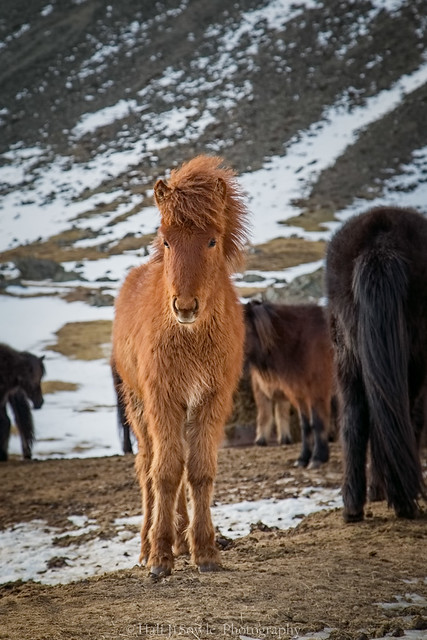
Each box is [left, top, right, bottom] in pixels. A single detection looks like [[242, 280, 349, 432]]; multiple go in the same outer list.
[[154, 179, 171, 205], [215, 177, 226, 203]]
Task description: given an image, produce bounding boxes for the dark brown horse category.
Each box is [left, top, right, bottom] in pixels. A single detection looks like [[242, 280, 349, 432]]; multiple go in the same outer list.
[[244, 301, 334, 468], [0, 343, 45, 461], [112, 156, 249, 577], [326, 206, 427, 521]]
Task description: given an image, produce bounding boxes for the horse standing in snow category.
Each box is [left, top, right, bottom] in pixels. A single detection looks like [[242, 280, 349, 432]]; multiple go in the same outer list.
[[0, 343, 45, 461], [112, 156, 249, 576], [326, 206, 427, 522]]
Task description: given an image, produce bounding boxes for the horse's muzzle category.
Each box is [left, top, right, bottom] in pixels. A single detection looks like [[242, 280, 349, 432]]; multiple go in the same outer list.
[[32, 396, 44, 409], [172, 296, 199, 324]]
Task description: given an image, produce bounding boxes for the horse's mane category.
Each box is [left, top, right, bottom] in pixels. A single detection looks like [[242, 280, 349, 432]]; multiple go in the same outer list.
[[153, 155, 249, 270], [247, 301, 278, 354]]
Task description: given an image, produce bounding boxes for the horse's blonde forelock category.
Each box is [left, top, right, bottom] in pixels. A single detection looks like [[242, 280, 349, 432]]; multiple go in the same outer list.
[[155, 155, 249, 269]]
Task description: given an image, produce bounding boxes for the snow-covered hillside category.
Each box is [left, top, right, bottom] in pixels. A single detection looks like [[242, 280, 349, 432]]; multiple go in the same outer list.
[[1, 0, 426, 458]]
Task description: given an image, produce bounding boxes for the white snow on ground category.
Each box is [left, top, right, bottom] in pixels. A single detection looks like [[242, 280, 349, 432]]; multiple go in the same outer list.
[[0, 487, 342, 585]]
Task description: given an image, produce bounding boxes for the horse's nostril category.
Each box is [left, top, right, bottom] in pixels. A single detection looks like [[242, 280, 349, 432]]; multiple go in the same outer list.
[[173, 296, 199, 314]]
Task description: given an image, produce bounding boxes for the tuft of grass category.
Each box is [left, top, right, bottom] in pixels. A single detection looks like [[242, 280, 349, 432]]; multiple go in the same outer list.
[[42, 380, 80, 394], [45, 320, 113, 361], [246, 237, 326, 271]]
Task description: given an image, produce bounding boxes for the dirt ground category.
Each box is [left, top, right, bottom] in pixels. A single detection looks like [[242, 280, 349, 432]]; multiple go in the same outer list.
[[1, 443, 426, 640]]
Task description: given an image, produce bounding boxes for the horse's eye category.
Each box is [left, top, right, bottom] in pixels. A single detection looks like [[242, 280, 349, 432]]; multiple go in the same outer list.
[[208, 238, 217, 248], [163, 240, 170, 249]]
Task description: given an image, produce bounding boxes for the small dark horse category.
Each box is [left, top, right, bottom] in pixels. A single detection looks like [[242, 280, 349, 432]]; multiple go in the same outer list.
[[0, 343, 45, 461], [326, 206, 427, 521], [244, 300, 334, 468]]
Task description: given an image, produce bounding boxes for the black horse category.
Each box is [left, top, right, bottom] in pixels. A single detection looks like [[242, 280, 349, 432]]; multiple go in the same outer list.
[[0, 343, 45, 461], [326, 206, 427, 521]]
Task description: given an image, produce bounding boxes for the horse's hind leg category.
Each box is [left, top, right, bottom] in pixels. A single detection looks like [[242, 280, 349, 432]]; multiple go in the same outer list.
[[252, 375, 274, 446], [123, 390, 154, 565], [134, 440, 154, 566], [367, 447, 385, 502], [0, 403, 11, 462], [338, 362, 370, 522], [273, 393, 292, 445], [309, 404, 330, 469], [174, 479, 190, 557], [295, 404, 313, 467], [112, 364, 133, 454]]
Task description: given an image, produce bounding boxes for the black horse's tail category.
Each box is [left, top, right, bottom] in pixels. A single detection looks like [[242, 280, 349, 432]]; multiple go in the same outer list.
[[9, 389, 34, 459], [353, 247, 424, 516]]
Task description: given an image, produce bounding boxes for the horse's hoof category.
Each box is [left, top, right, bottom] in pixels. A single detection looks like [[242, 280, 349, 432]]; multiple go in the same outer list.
[[343, 509, 364, 523], [149, 565, 172, 578], [255, 437, 267, 447], [294, 459, 308, 468], [198, 562, 222, 573], [307, 460, 322, 470], [395, 504, 417, 520], [279, 436, 292, 446]]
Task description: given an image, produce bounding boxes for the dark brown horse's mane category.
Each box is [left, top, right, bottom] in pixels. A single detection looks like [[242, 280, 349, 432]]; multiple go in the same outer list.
[[153, 155, 249, 270], [246, 301, 278, 354]]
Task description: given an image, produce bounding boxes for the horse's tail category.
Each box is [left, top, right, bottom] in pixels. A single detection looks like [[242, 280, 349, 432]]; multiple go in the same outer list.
[[353, 247, 424, 515], [9, 389, 34, 459], [111, 360, 133, 454]]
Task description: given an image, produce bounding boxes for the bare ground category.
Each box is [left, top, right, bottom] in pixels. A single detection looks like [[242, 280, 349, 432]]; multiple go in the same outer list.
[[1, 444, 426, 640]]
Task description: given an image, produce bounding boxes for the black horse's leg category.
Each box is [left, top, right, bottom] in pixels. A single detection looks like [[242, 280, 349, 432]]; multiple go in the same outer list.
[[367, 444, 385, 502], [310, 408, 329, 468], [9, 390, 34, 460], [339, 366, 370, 522], [0, 402, 11, 462], [296, 411, 313, 467]]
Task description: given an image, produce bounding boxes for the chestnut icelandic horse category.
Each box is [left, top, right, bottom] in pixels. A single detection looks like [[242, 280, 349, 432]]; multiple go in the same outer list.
[[112, 156, 248, 576], [244, 301, 334, 468], [326, 206, 427, 522]]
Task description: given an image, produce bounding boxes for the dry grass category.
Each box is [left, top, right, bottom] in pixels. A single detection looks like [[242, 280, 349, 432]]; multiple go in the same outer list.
[[246, 237, 326, 271], [0, 228, 155, 264], [42, 380, 80, 394], [45, 320, 113, 361], [283, 204, 337, 232]]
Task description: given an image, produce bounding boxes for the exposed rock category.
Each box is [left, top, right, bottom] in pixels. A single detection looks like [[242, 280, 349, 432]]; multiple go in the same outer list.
[[264, 268, 326, 304], [14, 257, 83, 282]]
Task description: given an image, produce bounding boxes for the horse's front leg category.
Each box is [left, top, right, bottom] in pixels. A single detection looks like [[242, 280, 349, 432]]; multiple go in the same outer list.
[[147, 402, 186, 577], [186, 397, 227, 572]]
